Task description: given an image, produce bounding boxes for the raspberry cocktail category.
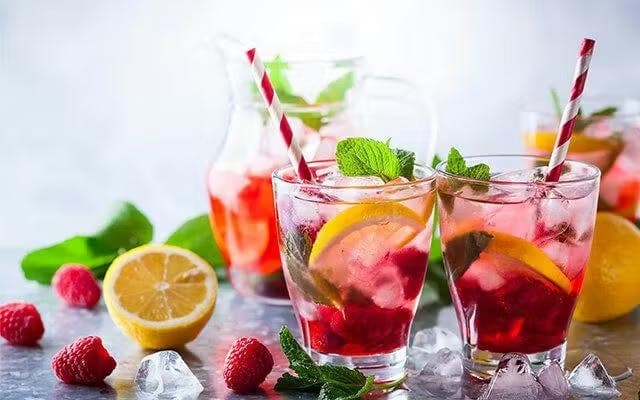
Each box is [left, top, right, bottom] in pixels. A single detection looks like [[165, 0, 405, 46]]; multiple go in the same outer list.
[[524, 100, 640, 223], [437, 155, 600, 376], [273, 158, 436, 381]]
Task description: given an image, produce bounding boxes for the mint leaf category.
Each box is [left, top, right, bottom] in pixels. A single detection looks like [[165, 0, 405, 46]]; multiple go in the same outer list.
[[275, 372, 321, 392], [590, 106, 617, 117], [431, 154, 442, 169], [445, 147, 491, 181], [278, 327, 322, 381], [166, 214, 226, 281], [264, 55, 294, 94], [315, 71, 355, 104], [393, 148, 416, 180], [21, 202, 153, 283], [445, 147, 467, 175], [336, 138, 400, 182], [443, 231, 493, 280], [550, 88, 562, 120]]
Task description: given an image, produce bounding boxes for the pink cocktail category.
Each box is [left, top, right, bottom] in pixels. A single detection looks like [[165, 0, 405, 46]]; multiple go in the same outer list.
[[273, 160, 436, 381]]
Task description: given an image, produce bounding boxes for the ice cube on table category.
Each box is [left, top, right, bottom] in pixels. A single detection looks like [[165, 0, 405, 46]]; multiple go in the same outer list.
[[412, 327, 462, 353], [568, 353, 621, 399], [135, 350, 204, 400], [479, 353, 543, 400], [537, 362, 569, 399], [405, 348, 463, 397]]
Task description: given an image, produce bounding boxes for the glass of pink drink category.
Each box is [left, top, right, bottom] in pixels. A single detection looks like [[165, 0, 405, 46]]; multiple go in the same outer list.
[[524, 99, 640, 223], [436, 156, 600, 377], [273, 160, 436, 381]]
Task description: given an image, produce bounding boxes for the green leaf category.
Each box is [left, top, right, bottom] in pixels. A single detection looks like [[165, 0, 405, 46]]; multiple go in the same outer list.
[[445, 147, 491, 181], [92, 202, 153, 253], [264, 55, 294, 94], [336, 138, 400, 182], [165, 214, 226, 281], [21, 202, 153, 284], [590, 106, 618, 117], [550, 88, 562, 120], [278, 327, 322, 381], [275, 372, 321, 392], [466, 163, 491, 180], [318, 364, 367, 386], [394, 149, 416, 180], [443, 231, 493, 280], [431, 154, 442, 169], [315, 71, 355, 104]]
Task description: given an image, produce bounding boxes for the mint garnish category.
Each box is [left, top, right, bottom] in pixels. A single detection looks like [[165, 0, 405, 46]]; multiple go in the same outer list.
[[21, 202, 153, 283], [275, 327, 406, 399], [550, 89, 618, 132], [255, 56, 355, 131], [335, 137, 415, 182], [445, 147, 491, 180], [431, 153, 442, 169]]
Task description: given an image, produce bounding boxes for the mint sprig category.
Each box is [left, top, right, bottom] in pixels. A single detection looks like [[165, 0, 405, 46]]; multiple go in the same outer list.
[[335, 137, 416, 182], [275, 327, 406, 399], [445, 147, 490, 180], [550, 88, 618, 132]]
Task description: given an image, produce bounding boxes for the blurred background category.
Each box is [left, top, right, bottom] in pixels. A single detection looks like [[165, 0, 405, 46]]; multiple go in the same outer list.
[[1, 0, 639, 247]]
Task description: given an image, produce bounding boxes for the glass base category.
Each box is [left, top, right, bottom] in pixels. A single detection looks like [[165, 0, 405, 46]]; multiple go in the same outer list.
[[311, 347, 407, 382], [228, 267, 291, 306], [463, 341, 567, 378]]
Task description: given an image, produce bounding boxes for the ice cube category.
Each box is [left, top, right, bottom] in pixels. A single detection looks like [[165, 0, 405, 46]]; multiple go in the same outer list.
[[479, 353, 543, 400], [492, 168, 546, 183], [135, 350, 204, 400], [568, 353, 620, 399], [321, 175, 385, 187], [405, 348, 463, 397], [412, 327, 462, 353], [537, 362, 569, 399]]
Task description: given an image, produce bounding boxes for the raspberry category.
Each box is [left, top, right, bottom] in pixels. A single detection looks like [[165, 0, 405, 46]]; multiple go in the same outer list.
[[0, 302, 44, 346], [391, 247, 429, 299], [51, 336, 116, 385], [223, 337, 273, 393], [52, 264, 101, 308]]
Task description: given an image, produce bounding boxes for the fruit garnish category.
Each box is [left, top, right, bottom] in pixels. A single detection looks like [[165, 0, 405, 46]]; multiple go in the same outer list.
[[574, 212, 640, 322], [335, 137, 416, 182], [103, 244, 218, 349], [51, 336, 116, 385], [0, 302, 44, 346], [444, 230, 570, 292], [223, 337, 274, 393], [445, 147, 490, 180], [274, 327, 407, 399], [52, 264, 102, 309], [525, 131, 621, 154]]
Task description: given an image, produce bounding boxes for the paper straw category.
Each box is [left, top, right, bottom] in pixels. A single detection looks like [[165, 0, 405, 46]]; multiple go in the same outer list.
[[545, 38, 596, 182], [245, 48, 315, 182]]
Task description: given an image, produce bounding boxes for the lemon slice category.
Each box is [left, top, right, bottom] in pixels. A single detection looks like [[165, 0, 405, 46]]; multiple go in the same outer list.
[[445, 230, 570, 293], [574, 212, 640, 322], [309, 203, 425, 266], [525, 131, 619, 154], [485, 232, 571, 293], [103, 244, 218, 349]]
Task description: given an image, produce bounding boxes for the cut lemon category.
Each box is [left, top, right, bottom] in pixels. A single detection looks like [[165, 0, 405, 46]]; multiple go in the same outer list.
[[574, 212, 640, 322], [485, 232, 571, 293], [309, 203, 425, 266], [103, 244, 218, 349], [445, 230, 570, 293], [525, 131, 620, 154]]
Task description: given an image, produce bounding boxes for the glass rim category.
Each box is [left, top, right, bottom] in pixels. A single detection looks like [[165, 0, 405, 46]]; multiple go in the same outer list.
[[435, 154, 601, 187], [272, 159, 437, 190]]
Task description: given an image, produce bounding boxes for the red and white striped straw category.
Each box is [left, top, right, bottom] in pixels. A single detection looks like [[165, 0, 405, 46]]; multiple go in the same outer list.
[[245, 48, 315, 182], [545, 38, 596, 182]]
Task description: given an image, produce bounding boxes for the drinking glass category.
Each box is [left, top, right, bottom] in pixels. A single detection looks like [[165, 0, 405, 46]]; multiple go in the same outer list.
[[272, 160, 437, 381], [436, 155, 600, 376], [523, 98, 640, 223], [208, 37, 436, 304]]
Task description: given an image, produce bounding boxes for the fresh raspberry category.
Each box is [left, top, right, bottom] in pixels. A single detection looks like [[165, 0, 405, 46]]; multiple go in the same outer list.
[[223, 337, 274, 393], [51, 336, 116, 385], [0, 302, 45, 346], [52, 264, 101, 308], [391, 247, 429, 299]]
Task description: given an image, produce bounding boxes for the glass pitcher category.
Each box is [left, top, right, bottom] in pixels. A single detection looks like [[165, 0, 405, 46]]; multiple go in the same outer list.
[[207, 36, 437, 304]]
